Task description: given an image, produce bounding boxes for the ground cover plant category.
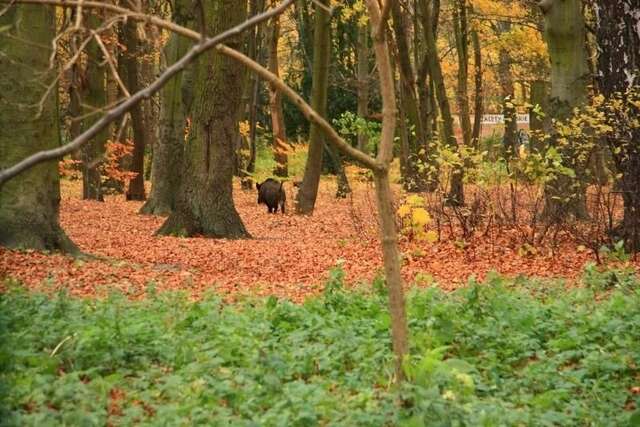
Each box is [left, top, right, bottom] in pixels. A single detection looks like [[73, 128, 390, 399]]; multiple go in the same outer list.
[[2, 267, 639, 426]]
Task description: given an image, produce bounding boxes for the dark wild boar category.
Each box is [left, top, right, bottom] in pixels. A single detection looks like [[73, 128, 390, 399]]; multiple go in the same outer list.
[[256, 178, 286, 213]]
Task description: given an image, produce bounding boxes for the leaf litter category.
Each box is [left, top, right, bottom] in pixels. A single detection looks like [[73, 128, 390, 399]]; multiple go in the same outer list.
[[1, 180, 636, 302]]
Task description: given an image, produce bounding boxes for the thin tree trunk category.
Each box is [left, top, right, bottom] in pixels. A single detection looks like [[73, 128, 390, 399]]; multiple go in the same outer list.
[[268, 11, 288, 177], [296, 0, 331, 214], [124, 19, 146, 201], [356, 22, 369, 153], [0, 4, 77, 253], [391, 0, 429, 192], [497, 40, 517, 159], [423, 0, 464, 206], [471, 26, 482, 147], [78, 11, 108, 201], [158, 0, 249, 238], [453, 0, 472, 148], [366, 0, 409, 381]]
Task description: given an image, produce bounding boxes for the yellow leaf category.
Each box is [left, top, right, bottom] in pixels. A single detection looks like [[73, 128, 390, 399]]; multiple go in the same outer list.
[[424, 230, 437, 243], [411, 208, 431, 226], [397, 204, 411, 218]]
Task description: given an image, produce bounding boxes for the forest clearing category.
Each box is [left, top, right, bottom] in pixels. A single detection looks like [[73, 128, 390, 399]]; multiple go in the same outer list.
[[1, 175, 629, 302], [1, 0, 640, 424]]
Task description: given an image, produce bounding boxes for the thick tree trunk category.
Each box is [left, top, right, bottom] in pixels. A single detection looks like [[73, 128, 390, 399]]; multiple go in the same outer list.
[[140, 27, 188, 215], [124, 20, 146, 201], [157, 0, 249, 238], [529, 79, 550, 153], [268, 12, 288, 177], [0, 5, 77, 253], [540, 0, 589, 220], [356, 23, 370, 153], [595, 0, 640, 251], [296, 0, 331, 214], [423, 0, 464, 206]]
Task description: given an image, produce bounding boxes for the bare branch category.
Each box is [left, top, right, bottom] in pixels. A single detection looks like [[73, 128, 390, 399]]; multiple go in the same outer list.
[[0, 0, 295, 186], [4, 0, 201, 40], [92, 31, 130, 97], [217, 45, 383, 172]]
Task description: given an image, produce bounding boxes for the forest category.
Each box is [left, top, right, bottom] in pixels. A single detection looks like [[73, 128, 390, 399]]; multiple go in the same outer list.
[[1, 0, 639, 424]]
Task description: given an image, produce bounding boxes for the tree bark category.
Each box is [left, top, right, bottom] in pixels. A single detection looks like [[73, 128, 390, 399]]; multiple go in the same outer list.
[[453, 0, 472, 148], [0, 4, 77, 253], [391, 0, 431, 192], [497, 33, 518, 160], [366, 0, 409, 381], [529, 79, 549, 153], [471, 27, 482, 148], [157, 0, 249, 238], [540, 0, 590, 220], [80, 10, 107, 201], [140, 8, 189, 215], [595, 0, 640, 251], [124, 19, 146, 201], [423, 0, 464, 206], [296, 0, 331, 214], [356, 22, 369, 153], [268, 11, 288, 177]]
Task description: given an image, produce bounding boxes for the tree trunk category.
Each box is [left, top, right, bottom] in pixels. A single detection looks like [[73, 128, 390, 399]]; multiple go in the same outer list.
[[529, 79, 549, 153], [356, 22, 370, 153], [595, 0, 640, 251], [157, 0, 249, 238], [540, 0, 590, 220], [296, 0, 331, 214], [324, 144, 351, 197], [471, 28, 482, 147], [0, 4, 77, 253], [453, 0, 472, 148], [268, 11, 288, 177], [423, 0, 464, 206], [124, 19, 146, 201], [140, 15, 189, 215], [497, 38, 517, 159], [80, 11, 107, 201], [391, 1, 429, 192]]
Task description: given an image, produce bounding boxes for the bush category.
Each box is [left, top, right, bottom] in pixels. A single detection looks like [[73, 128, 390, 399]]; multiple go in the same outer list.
[[1, 271, 639, 425]]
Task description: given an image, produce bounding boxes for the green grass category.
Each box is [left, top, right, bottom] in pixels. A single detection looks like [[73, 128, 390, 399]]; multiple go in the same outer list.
[[1, 268, 639, 426]]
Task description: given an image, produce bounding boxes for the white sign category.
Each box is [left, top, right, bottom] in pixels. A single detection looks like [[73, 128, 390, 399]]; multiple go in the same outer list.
[[481, 114, 530, 125]]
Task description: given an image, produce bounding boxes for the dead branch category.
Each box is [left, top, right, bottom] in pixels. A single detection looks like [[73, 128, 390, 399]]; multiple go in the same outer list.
[[0, 0, 295, 186]]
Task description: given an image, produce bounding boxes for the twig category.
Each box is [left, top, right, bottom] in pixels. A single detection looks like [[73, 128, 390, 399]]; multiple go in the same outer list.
[[50, 334, 75, 357], [0, 0, 295, 186], [92, 31, 130, 97]]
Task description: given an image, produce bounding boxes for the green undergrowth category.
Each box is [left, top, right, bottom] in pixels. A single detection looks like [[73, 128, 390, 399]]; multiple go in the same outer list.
[[1, 268, 639, 426]]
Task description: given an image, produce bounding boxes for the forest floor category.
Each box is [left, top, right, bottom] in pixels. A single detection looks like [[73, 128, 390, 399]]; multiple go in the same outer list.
[[2, 178, 637, 302]]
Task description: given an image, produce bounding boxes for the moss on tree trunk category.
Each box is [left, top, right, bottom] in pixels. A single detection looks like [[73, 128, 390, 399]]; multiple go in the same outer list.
[[157, 0, 249, 238], [0, 5, 78, 253], [140, 5, 190, 216], [540, 0, 590, 220]]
